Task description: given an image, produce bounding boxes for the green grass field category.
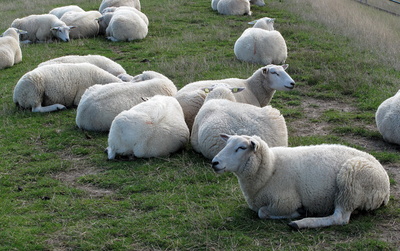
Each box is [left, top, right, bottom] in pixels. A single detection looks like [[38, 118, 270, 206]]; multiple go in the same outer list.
[[1, 0, 399, 249]]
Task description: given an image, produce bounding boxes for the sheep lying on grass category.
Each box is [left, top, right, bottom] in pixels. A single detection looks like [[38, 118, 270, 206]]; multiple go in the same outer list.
[[216, 0, 252, 16], [175, 64, 295, 131], [76, 71, 177, 132], [106, 95, 189, 159], [38, 55, 126, 77], [49, 5, 85, 19], [191, 84, 287, 159], [234, 17, 287, 65], [212, 0, 265, 10], [98, 7, 148, 35], [212, 134, 390, 229], [375, 90, 400, 145], [11, 14, 75, 43], [99, 0, 141, 13], [60, 11, 102, 39], [13, 63, 122, 112], [105, 9, 148, 41], [0, 28, 27, 70]]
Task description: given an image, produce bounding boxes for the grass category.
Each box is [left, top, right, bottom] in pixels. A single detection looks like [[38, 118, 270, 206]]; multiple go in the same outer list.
[[0, 0, 399, 250]]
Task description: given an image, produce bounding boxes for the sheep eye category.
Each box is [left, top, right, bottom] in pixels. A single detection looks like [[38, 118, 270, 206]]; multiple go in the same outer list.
[[235, 146, 247, 152], [270, 71, 280, 76]]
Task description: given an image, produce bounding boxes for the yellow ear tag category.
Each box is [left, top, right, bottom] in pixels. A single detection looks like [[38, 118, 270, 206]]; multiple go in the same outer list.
[[232, 88, 239, 93], [204, 88, 210, 93]]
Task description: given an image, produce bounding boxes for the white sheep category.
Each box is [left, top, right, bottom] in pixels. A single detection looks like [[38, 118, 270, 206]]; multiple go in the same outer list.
[[106, 95, 190, 159], [234, 17, 287, 65], [105, 9, 148, 42], [175, 64, 295, 131], [97, 7, 148, 35], [60, 11, 102, 39], [212, 0, 264, 9], [0, 28, 26, 70], [13, 63, 122, 112], [375, 89, 400, 145], [76, 71, 177, 132], [49, 5, 85, 19], [38, 55, 127, 77], [212, 134, 390, 229], [99, 0, 141, 13], [11, 14, 75, 43], [191, 84, 288, 159], [216, 0, 252, 16]]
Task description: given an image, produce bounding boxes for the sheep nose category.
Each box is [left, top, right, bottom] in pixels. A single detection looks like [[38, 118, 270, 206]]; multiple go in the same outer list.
[[290, 82, 295, 87], [211, 161, 219, 170]]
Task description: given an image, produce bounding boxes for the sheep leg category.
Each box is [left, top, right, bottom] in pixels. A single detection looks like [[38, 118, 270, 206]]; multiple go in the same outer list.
[[288, 206, 352, 229], [258, 206, 301, 220], [32, 104, 66, 112], [106, 147, 116, 160]]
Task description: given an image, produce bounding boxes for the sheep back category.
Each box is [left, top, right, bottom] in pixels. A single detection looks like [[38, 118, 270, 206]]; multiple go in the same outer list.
[[106, 10, 148, 41], [107, 95, 189, 159], [99, 0, 141, 13], [234, 29, 287, 65], [60, 11, 102, 38], [375, 90, 400, 145], [49, 5, 85, 19], [217, 0, 251, 16], [191, 100, 288, 159], [38, 55, 126, 76]]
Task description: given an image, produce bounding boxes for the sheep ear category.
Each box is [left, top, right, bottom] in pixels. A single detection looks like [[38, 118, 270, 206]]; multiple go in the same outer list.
[[282, 64, 289, 70], [262, 67, 269, 75], [219, 133, 231, 142], [231, 87, 245, 93], [68, 26, 76, 29], [248, 19, 258, 25], [250, 140, 258, 152], [269, 18, 275, 23]]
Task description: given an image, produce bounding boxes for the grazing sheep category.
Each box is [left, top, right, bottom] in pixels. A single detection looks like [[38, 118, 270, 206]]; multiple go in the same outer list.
[[76, 71, 177, 132], [234, 17, 287, 65], [375, 90, 400, 145], [11, 14, 75, 43], [191, 84, 287, 159], [13, 63, 122, 112], [175, 64, 295, 131], [38, 55, 126, 77], [49, 5, 85, 19], [212, 134, 390, 229], [106, 95, 189, 159], [0, 28, 26, 70], [216, 0, 252, 16], [60, 11, 102, 39], [97, 7, 148, 35], [99, 0, 141, 13], [191, 84, 288, 159], [105, 9, 148, 41]]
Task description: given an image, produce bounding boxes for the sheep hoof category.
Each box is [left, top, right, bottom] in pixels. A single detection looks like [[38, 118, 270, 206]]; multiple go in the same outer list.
[[288, 221, 299, 230]]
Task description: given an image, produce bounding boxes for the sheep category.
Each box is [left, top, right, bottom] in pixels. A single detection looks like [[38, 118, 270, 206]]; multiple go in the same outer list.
[[234, 17, 287, 65], [60, 11, 102, 39], [0, 28, 26, 70], [13, 63, 122, 112], [216, 0, 252, 16], [38, 55, 127, 77], [99, 0, 141, 13], [97, 7, 148, 35], [105, 9, 148, 41], [49, 5, 85, 19], [191, 84, 288, 159], [212, 0, 264, 10], [76, 71, 177, 132], [175, 64, 295, 131], [211, 134, 390, 229], [106, 95, 190, 159], [11, 14, 75, 43], [375, 89, 400, 145]]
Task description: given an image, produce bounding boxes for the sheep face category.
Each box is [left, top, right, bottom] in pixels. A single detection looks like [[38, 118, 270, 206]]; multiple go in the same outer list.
[[50, 26, 75, 41], [212, 134, 257, 174], [263, 64, 295, 91]]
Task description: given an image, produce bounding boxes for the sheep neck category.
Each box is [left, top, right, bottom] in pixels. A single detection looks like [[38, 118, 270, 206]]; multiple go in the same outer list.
[[235, 144, 276, 209], [246, 71, 276, 107]]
